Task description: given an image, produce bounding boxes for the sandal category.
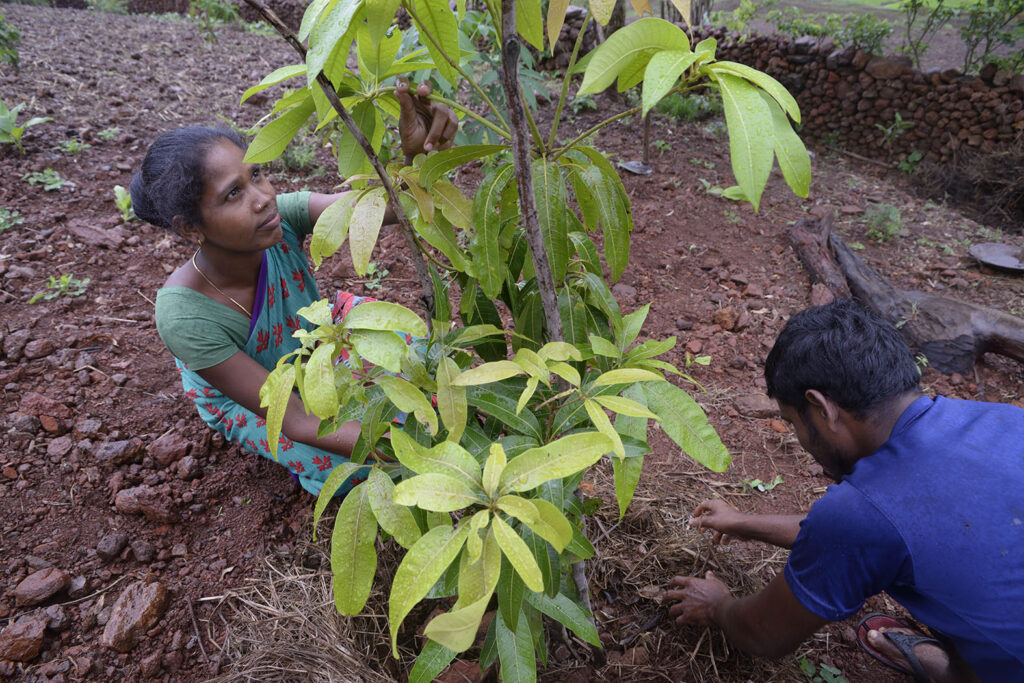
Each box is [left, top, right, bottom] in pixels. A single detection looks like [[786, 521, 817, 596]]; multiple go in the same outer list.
[[857, 612, 941, 683]]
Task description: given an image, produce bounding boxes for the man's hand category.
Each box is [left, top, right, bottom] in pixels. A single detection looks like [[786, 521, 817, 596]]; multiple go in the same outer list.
[[396, 78, 458, 159], [689, 498, 748, 545], [665, 572, 731, 626]]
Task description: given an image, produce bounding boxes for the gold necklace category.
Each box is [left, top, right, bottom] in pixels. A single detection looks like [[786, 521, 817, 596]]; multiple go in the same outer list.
[[191, 248, 252, 318]]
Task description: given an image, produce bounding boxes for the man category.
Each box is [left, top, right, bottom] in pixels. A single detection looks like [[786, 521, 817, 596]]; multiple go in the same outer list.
[[665, 299, 1024, 682]]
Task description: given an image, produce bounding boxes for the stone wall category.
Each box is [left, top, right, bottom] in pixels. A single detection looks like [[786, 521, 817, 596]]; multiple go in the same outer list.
[[690, 28, 1024, 164]]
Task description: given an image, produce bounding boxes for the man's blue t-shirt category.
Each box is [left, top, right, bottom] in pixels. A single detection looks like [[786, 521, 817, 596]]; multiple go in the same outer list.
[[785, 396, 1024, 680]]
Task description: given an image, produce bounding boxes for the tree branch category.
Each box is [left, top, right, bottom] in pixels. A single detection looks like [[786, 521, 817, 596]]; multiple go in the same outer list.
[[239, 0, 435, 321]]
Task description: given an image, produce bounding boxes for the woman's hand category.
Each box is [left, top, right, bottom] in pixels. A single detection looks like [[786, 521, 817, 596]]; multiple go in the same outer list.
[[396, 78, 458, 159]]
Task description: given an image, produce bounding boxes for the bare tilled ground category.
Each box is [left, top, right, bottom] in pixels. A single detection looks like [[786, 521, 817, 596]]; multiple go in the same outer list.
[[1, 5, 1022, 681]]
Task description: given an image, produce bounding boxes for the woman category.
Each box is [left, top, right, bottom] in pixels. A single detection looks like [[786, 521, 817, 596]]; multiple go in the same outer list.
[[132, 82, 457, 496]]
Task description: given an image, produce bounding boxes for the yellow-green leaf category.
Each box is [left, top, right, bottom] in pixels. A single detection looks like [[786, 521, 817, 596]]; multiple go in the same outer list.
[[584, 398, 625, 459], [546, 0, 570, 50], [593, 394, 659, 419], [641, 49, 700, 116], [310, 193, 356, 268], [366, 468, 422, 548], [644, 381, 730, 472], [516, 0, 544, 50], [668, 0, 691, 24], [589, 0, 616, 25], [312, 462, 363, 539], [389, 524, 470, 656], [422, 530, 499, 652], [612, 454, 643, 519], [482, 443, 506, 498], [379, 375, 438, 436], [763, 91, 811, 198], [432, 179, 473, 229], [304, 342, 339, 420], [589, 334, 621, 358], [259, 365, 295, 460], [537, 341, 582, 362], [578, 18, 689, 94], [592, 368, 664, 386], [245, 96, 315, 164], [710, 60, 800, 123], [331, 481, 378, 615], [496, 495, 539, 524], [241, 64, 306, 104], [629, 0, 651, 17], [341, 301, 428, 336], [450, 360, 525, 386], [499, 432, 613, 493], [492, 515, 543, 592], [714, 71, 774, 212], [390, 428, 482, 485], [437, 356, 467, 443], [527, 498, 573, 552], [394, 473, 480, 512], [411, 0, 459, 86], [547, 361, 581, 387], [515, 377, 540, 416], [350, 330, 407, 372], [349, 187, 387, 275]]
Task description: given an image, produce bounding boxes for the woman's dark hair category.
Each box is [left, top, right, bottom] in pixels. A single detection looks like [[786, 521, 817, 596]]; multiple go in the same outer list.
[[764, 299, 919, 419], [130, 126, 246, 232]]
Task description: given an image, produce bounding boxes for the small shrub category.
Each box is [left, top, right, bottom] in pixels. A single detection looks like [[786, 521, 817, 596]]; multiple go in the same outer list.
[[836, 14, 893, 54], [0, 207, 24, 232], [898, 0, 956, 69], [57, 138, 91, 154], [0, 99, 51, 154], [959, 0, 1024, 74], [113, 185, 135, 222], [23, 169, 68, 191], [768, 7, 841, 40], [898, 150, 923, 174], [570, 93, 598, 115], [86, 0, 128, 14], [97, 126, 120, 141], [0, 11, 19, 68], [30, 273, 90, 303], [189, 0, 241, 42], [865, 203, 903, 242]]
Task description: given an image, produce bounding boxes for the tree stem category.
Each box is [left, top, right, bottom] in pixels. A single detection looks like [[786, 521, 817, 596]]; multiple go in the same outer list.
[[239, 0, 435, 322]]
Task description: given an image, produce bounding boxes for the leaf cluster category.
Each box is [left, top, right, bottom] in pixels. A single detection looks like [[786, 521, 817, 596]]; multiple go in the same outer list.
[[29, 273, 90, 304], [0, 99, 51, 155], [0, 11, 19, 69]]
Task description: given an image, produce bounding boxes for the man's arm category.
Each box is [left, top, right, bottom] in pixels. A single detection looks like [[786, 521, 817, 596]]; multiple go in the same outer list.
[[666, 571, 829, 658], [690, 499, 805, 549]]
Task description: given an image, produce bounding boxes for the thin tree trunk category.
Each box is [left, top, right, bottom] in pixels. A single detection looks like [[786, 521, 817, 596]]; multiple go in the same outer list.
[[500, 0, 563, 343], [240, 0, 435, 321]]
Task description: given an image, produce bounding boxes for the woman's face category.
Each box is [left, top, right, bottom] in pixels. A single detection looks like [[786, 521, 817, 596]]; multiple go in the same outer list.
[[195, 139, 281, 253]]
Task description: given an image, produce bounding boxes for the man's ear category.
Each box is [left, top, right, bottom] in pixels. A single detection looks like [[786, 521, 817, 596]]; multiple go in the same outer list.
[[804, 389, 840, 430]]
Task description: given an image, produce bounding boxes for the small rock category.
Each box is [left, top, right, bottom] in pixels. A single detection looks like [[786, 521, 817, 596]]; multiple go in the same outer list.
[[46, 435, 74, 458], [140, 650, 163, 678], [130, 539, 156, 563], [73, 418, 105, 439], [733, 394, 778, 419], [685, 339, 703, 354], [840, 205, 864, 215], [96, 533, 129, 563], [94, 438, 144, 465], [44, 604, 69, 632], [13, 567, 70, 607], [171, 543, 187, 558], [114, 485, 179, 523], [148, 432, 192, 467], [100, 581, 169, 653], [744, 283, 763, 298], [175, 455, 201, 481], [0, 617, 47, 662], [674, 319, 693, 331], [950, 373, 964, 386], [611, 282, 637, 302], [23, 339, 56, 360], [712, 306, 738, 331], [68, 575, 89, 598]]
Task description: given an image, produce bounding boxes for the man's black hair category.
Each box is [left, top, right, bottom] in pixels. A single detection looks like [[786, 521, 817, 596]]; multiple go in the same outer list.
[[764, 299, 920, 418], [129, 126, 246, 233]]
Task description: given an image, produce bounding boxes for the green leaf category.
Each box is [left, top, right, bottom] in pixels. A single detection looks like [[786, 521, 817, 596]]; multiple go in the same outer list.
[[379, 375, 438, 436], [516, 0, 544, 49], [349, 187, 387, 275], [612, 453, 644, 520], [297, 299, 334, 327], [365, 0, 401, 43], [394, 473, 482, 512], [408, 639, 458, 683], [350, 330, 407, 373], [390, 428, 483, 485], [496, 495, 539, 524], [500, 432, 613, 493], [451, 360, 524, 386], [307, 0, 364, 85], [312, 462, 363, 539], [594, 394, 658, 419], [304, 342, 340, 420], [618, 303, 649, 347], [644, 381, 730, 472], [589, 334, 621, 359], [578, 18, 690, 95], [710, 60, 800, 123], [471, 164, 515, 298], [566, 525, 595, 559], [466, 387, 543, 441], [623, 337, 676, 362], [389, 524, 470, 656], [592, 368, 664, 386], [241, 64, 306, 104], [482, 443, 507, 498], [497, 554, 524, 632], [546, 0, 570, 49], [356, 19, 401, 80], [714, 71, 774, 212], [763, 92, 811, 198], [522, 526, 559, 597], [331, 481, 378, 615], [492, 515, 543, 592], [524, 592, 601, 647], [437, 357, 467, 443], [245, 96, 315, 164], [342, 300, 428, 336], [366, 468, 422, 548], [298, 0, 333, 42], [310, 193, 356, 268], [496, 605, 536, 683], [584, 398, 625, 458], [589, 0, 616, 25], [641, 49, 700, 116], [411, 0, 460, 85], [525, 498, 573, 552], [424, 529, 501, 651], [532, 158, 569, 282], [334, 100, 378, 178], [258, 365, 296, 460], [432, 178, 474, 229], [419, 145, 507, 189]]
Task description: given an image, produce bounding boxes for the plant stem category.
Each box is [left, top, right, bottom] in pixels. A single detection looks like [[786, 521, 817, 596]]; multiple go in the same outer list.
[[427, 93, 512, 141], [551, 106, 640, 161], [500, 0, 562, 343], [403, 2, 510, 134], [547, 12, 591, 149], [239, 0, 434, 322]]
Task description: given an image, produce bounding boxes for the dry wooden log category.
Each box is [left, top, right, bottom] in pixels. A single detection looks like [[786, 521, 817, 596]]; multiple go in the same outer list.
[[786, 217, 1024, 375]]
